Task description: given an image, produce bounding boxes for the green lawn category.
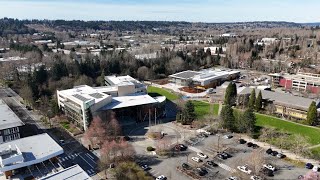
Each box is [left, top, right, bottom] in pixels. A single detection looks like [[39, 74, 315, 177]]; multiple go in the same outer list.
[[147, 86, 179, 101], [255, 113, 320, 145], [192, 101, 219, 118]]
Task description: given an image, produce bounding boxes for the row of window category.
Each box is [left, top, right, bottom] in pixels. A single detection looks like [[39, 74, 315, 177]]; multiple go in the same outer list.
[[2, 127, 19, 136], [4, 133, 19, 142]]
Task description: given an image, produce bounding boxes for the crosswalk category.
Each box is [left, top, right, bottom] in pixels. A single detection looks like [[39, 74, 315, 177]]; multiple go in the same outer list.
[[217, 163, 236, 173], [58, 153, 79, 162]]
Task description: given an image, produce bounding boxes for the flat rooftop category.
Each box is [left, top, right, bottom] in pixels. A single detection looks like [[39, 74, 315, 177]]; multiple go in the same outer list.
[[57, 85, 113, 103], [100, 94, 159, 110], [0, 133, 63, 172], [0, 100, 24, 130], [238, 87, 317, 111], [40, 164, 91, 180], [169, 70, 201, 80]]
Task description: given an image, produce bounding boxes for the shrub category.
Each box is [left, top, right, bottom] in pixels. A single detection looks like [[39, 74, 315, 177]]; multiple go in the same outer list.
[[147, 146, 155, 151]]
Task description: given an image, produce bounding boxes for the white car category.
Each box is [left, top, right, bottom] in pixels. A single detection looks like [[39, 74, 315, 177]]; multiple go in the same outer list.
[[313, 166, 319, 172], [227, 176, 238, 180], [191, 157, 201, 162], [156, 175, 166, 180], [263, 164, 276, 171], [223, 135, 233, 139], [237, 165, 252, 174], [197, 152, 208, 159], [141, 164, 149, 171], [250, 175, 262, 180]]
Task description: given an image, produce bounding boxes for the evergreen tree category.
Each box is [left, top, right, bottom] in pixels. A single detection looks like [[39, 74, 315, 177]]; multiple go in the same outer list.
[[224, 82, 237, 105], [242, 108, 256, 134], [220, 105, 236, 132], [181, 101, 196, 125], [248, 89, 256, 109], [255, 90, 263, 111], [307, 101, 318, 126]]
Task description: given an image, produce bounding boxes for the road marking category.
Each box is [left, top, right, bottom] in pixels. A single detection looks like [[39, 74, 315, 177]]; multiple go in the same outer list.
[[85, 153, 97, 165], [79, 153, 95, 169], [86, 153, 94, 160], [218, 163, 236, 173]]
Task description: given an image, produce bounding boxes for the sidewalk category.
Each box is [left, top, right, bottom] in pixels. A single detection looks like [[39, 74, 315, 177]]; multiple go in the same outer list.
[[240, 134, 319, 165]]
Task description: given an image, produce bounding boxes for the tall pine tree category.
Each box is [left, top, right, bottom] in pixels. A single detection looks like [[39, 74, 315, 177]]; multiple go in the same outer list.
[[248, 89, 256, 109], [255, 90, 262, 111], [220, 105, 236, 132], [242, 108, 256, 135], [307, 101, 318, 126], [224, 82, 237, 105]]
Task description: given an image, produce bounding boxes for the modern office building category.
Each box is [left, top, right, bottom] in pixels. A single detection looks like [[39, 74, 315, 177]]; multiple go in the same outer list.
[[0, 100, 24, 144], [169, 68, 240, 89], [57, 76, 164, 131]]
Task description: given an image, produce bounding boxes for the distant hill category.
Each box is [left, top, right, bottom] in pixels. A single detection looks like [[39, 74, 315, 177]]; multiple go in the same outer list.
[[301, 22, 320, 26]]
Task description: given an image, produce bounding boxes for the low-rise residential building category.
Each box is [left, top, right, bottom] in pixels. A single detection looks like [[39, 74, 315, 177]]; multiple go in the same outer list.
[[238, 87, 320, 120], [269, 72, 320, 94], [0, 133, 63, 179], [169, 69, 240, 89], [0, 100, 24, 144]]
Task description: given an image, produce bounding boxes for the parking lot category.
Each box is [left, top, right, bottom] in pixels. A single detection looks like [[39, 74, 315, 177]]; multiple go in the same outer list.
[[127, 122, 313, 180]]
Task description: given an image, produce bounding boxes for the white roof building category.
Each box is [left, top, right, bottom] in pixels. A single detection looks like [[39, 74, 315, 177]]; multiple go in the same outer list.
[[0, 133, 63, 173], [0, 100, 24, 131], [40, 164, 91, 180], [58, 76, 160, 131]]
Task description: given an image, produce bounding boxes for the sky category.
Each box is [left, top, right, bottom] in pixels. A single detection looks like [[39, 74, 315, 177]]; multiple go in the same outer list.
[[0, 0, 319, 23]]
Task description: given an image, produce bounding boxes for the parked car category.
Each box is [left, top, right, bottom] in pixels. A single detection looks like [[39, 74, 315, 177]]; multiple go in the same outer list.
[[179, 144, 188, 151], [227, 177, 238, 180], [266, 148, 273, 154], [26, 105, 33, 110], [239, 139, 246, 144], [59, 139, 65, 145], [197, 152, 208, 159], [306, 163, 314, 169], [223, 135, 233, 139], [252, 144, 259, 149], [276, 153, 286, 159], [182, 163, 190, 169], [196, 167, 207, 176], [250, 175, 262, 180], [237, 165, 252, 174], [192, 157, 201, 163], [141, 164, 150, 171], [313, 166, 319, 172], [206, 160, 218, 167], [247, 142, 253, 147], [222, 152, 232, 158], [263, 164, 276, 171], [271, 151, 278, 156], [260, 168, 274, 177], [156, 175, 166, 180], [217, 153, 227, 160]]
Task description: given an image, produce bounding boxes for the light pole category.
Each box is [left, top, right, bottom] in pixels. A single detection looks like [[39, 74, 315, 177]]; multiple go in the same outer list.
[[217, 134, 220, 153]]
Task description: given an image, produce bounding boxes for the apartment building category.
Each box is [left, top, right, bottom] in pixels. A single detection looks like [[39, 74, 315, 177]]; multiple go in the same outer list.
[[0, 100, 24, 144]]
